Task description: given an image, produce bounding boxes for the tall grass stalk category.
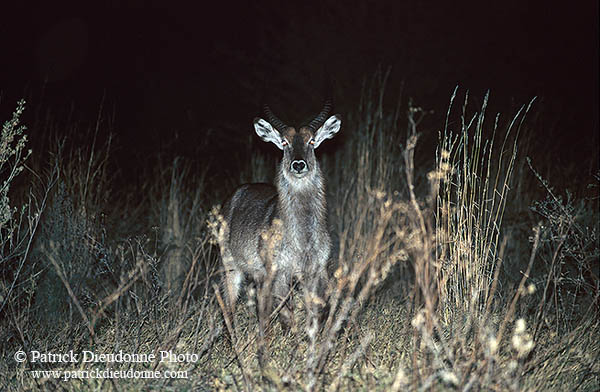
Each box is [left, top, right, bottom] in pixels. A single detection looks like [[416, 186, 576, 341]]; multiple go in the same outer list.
[[435, 88, 536, 321]]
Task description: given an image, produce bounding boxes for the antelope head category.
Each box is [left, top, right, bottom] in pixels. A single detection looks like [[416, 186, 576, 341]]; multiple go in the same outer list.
[[253, 102, 342, 181]]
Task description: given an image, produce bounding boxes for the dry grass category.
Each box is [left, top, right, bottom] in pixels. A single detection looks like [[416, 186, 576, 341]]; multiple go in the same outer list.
[[1, 76, 598, 391]]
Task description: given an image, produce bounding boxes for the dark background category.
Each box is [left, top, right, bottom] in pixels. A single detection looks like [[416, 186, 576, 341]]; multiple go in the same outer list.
[[1, 1, 598, 177]]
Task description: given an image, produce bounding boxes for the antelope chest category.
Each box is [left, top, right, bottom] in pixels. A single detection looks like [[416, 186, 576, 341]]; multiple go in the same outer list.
[[274, 228, 329, 277]]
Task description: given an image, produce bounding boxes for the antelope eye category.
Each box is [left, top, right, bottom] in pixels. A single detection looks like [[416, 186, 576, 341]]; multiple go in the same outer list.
[[309, 138, 315, 145], [282, 140, 289, 147]]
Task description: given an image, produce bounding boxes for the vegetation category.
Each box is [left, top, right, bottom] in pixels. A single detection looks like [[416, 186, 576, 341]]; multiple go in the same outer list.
[[0, 72, 598, 391]]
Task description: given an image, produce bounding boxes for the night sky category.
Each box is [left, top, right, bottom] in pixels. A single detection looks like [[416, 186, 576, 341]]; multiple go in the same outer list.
[[1, 1, 598, 171]]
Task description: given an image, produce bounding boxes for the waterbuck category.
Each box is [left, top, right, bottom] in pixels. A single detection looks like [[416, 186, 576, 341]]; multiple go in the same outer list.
[[219, 102, 341, 330]]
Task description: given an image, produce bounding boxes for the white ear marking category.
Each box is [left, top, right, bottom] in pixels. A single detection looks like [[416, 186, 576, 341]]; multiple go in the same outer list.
[[313, 115, 341, 148], [254, 118, 285, 150]]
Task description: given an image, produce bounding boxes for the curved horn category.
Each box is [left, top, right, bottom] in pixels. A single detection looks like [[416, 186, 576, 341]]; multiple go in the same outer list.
[[263, 105, 288, 132], [307, 100, 332, 131]]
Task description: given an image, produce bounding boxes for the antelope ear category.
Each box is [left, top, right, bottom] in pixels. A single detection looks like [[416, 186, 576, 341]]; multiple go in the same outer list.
[[254, 118, 285, 150], [313, 114, 341, 148]]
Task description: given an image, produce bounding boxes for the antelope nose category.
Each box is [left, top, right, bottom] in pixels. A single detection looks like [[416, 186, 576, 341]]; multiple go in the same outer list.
[[291, 159, 308, 174]]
